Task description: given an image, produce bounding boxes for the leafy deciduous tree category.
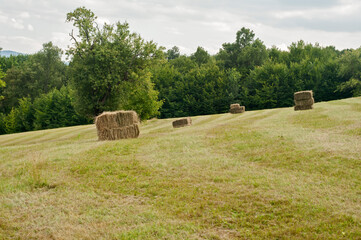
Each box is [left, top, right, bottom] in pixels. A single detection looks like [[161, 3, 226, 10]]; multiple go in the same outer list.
[[166, 46, 180, 60], [66, 7, 164, 118], [190, 47, 211, 66]]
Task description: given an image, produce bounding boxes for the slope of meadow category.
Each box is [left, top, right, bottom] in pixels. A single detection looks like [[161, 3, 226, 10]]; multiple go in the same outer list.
[[0, 97, 360, 239]]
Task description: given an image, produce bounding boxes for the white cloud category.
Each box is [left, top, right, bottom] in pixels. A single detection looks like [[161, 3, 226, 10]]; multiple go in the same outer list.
[[0, 15, 8, 23], [0, 0, 360, 55], [0, 35, 40, 53], [166, 27, 183, 36], [96, 17, 111, 26], [27, 24, 34, 31], [19, 12, 30, 19], [201, 21, 232, 33], [11, 18, 25, 30], [274, 3, 361, 20]]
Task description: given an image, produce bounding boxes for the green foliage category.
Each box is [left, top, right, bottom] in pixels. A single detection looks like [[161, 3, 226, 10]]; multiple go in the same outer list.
[[247, 61, 291, 109], [0, 63, 5, 101], [15, 97, 34, 132], [224, 68, 242, 103], [0, 53, 29, 73], [67, 7, 164, 118], [0, 87, 88, 135], [119, 71, 163, 120], [166, 46, 180, 60], [0, 42, 66, 113], [190, 47, 211, 66], [4, 108, 18, 133], [31, 42, 67, 91], [33, 87, 88, 130], [336, 48, 361, 97], [153, 59, 234, 117], [2, 98, 34, 134], [151, 63, 184, 118], [336, 78, 361, 97], [0, 113, 5, 134], [216, 27, 268, 75]]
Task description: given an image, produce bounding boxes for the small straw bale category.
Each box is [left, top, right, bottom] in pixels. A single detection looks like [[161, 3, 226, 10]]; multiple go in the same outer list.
[[229, 104, 245, 114], [172, 117, 192, 128], [95, 110, 140, 141], [294, 90, 313, 101]]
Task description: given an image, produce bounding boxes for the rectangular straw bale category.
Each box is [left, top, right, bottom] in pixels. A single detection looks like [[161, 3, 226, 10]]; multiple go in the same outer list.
[[230, 104, 245, 114], [294, 98, 314, 106], [97, 124, 140, 141], [95, 110, 140, 141], [95, 111, 139, 130], [172, 117, 192, 128], [230, 104, 241, 109], [294, 105, 313, 111], [294, 90, 313, 101]]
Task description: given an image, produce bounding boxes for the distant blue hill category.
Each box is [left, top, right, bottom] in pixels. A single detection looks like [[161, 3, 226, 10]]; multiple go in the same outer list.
[[0, 50, 25, 57]]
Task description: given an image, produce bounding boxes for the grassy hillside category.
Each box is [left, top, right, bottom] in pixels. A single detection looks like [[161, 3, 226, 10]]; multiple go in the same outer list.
[[0, 98, 360, 239]]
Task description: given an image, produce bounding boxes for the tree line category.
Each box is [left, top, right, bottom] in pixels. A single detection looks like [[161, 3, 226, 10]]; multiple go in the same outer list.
[[0, 7, 360, 134]]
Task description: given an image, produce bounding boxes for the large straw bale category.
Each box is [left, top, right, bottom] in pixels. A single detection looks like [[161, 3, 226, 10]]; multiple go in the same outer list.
[[172, 117, 192, 128], [294, 98, 314, 106], [95, 111, 139, 130], [97, 124, 140, 141], [95, 110, 140, 140], [229, 104, 245, 114], [294, 90, 313, 101]]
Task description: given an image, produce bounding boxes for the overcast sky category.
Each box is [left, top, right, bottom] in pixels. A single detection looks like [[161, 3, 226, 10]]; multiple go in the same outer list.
[[0, 0, 360, 55]]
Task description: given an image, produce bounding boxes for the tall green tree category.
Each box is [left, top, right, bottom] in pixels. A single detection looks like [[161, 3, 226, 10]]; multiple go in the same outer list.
[[216, 27, 268, 75], [166, 46, 180, 60], [190, 47, 211, 66], [119, 70, 163, 120], [66, 7, 164, 118], [31, 42, 67, 92]]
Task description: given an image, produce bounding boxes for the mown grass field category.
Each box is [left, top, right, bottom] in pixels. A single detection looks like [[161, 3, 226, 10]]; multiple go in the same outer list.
[[0, 97, 360, 239]]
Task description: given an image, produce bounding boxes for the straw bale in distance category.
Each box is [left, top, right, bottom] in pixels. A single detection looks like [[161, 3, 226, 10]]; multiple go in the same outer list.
[[229, 104, 245, 114], [95, 110, 140, 140], [294, 91, 313, 101], [294, 90, 314, 111], [172, 117, 192, 128], [294, 98, 314, 106]]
